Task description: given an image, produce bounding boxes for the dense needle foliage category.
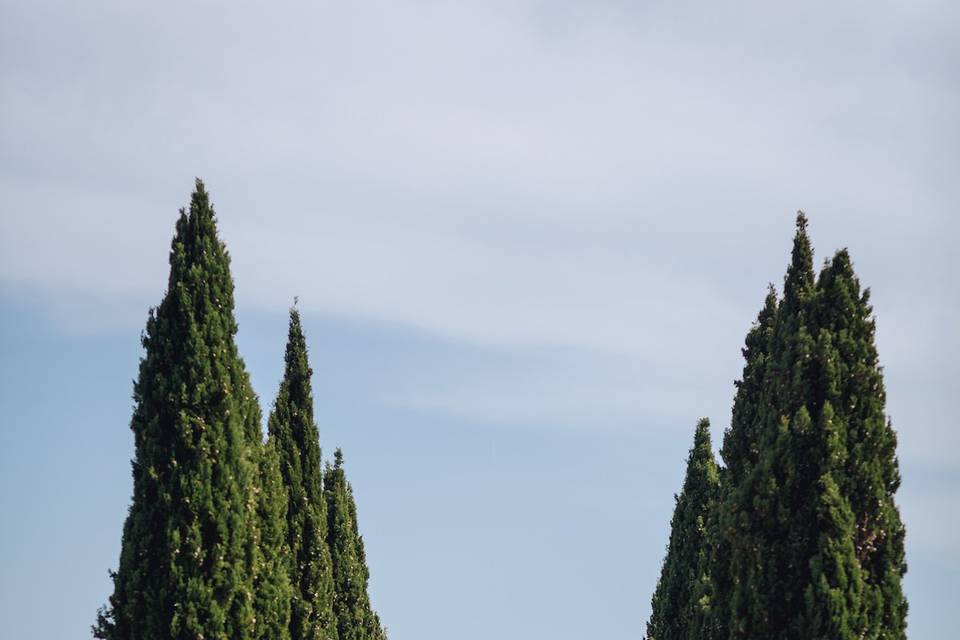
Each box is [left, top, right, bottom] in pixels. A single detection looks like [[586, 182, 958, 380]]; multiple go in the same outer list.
[[95, 180, 263, 640], [325, 450, 387, 640], [90, 183, 904, 640], [647, 419, 719, 640], [95, 181, 385, 640], [647, 213, 907, 639], [268, 309, 339, 640]]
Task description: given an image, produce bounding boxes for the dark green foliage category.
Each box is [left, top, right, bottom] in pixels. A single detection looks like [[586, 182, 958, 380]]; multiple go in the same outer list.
[[712, 216, 819, 638], [647, 419, 719, 640], [707, 213, 906, 639], [720, 286, 778, 483], [268, 310, 339, 640], [325, 450, 387, 640], [94, 181, 393, 640], [811, 250, 907, 637], [253, 436, 294, 640], [95, 180, 262, 640], [799, 407, 865, 639], [723, 215, 856, 638], [708, 288, 778, 640], [722, 212, 820, 637]]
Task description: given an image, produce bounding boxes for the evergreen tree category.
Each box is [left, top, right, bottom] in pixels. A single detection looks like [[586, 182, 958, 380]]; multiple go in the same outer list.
[[812, 250, 907, 637], [646, 419, 719, 640], [325, 450, 387, 640], [720, 286, 778, 484], [238, 366, 293, 640], [709, 287, 778, 640], [798, 404, 865, 639], [726, 213, 850, 638], [719, 213, 906, 638], [253, 435, 294, 640], [268, 309, 339, 640], [94, 180, 261, 640], [721, 214, 820, 638]]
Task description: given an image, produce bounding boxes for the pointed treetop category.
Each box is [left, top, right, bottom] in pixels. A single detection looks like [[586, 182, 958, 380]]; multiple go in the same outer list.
[[687, 418, 717, 480], [191, 176, 209, 203], [685, 418, 718, 491], [95, 179, 259, 640], [334, 448, 344, 469], [693, 417, 712, 451], [268, 306, 338, 640], [166, 178, 233, 304], [282, 308, 312, 382], [814, 247, 873, 339], [646, 419, 719, 640], [829, 248, 854, 277], [764, 282, 778, 311], [744, 284, 778, 352], [181, 177, 217, 234], [817, 248, 859, 305], [288, 306, 303, 332], [783, 210, 815, 309]]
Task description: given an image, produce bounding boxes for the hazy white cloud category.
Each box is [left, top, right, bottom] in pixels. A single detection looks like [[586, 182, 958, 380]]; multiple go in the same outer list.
[[1, 1, 956, 463]]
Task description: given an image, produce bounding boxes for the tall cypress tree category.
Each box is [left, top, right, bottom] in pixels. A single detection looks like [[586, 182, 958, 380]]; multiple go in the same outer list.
[[719, 213, 906, 638], [268, 309, 339, 640], [812, 250, 907, 637], [95, 180, 261, 640], [253, 435, 294, 640], [798, 403, 866, 639], [727, 213, 861, 639], [646, 419, 719, 640], [720, 286, 778, 484], [724, 214, 820, 638], [325, 450, 387, 640], [709, 286, 778, 640]]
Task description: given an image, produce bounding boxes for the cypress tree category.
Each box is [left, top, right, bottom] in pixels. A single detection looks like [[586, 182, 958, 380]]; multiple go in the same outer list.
[[237, 363, 293, 640], [708, 286, 778, 640], [325, 450, 387, 640], [812, 250, 907, 637], [268, 309, 339, 640], [646, 419, 719, 640], [723, 214, 820, 638], [720, 286, 778, 484], [798, 403, 865, 639], [94, 180, 261, 640], [720, 213, 906, 638], [253, 435, 294, 640], [728, 213, 861, 639]]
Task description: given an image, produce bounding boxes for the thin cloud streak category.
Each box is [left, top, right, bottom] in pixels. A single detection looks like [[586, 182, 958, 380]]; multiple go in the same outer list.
[[0, 1, 956, 466]]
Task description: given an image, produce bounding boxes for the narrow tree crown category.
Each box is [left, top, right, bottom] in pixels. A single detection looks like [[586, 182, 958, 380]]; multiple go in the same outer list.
[[269, 308, 339, 640], [646, 419, 719, 640], [325, 449, 387, 640], [95, 179, 261, 640], [704, 214, 907, 640], [96, 181, 388, 640]]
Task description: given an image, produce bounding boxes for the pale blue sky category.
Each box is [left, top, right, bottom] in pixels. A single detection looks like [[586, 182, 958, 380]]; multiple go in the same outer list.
[[1, 1, 957, 638]]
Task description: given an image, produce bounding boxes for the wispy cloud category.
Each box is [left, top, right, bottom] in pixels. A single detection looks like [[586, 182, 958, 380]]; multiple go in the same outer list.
[[1, 1, 956, 464]]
